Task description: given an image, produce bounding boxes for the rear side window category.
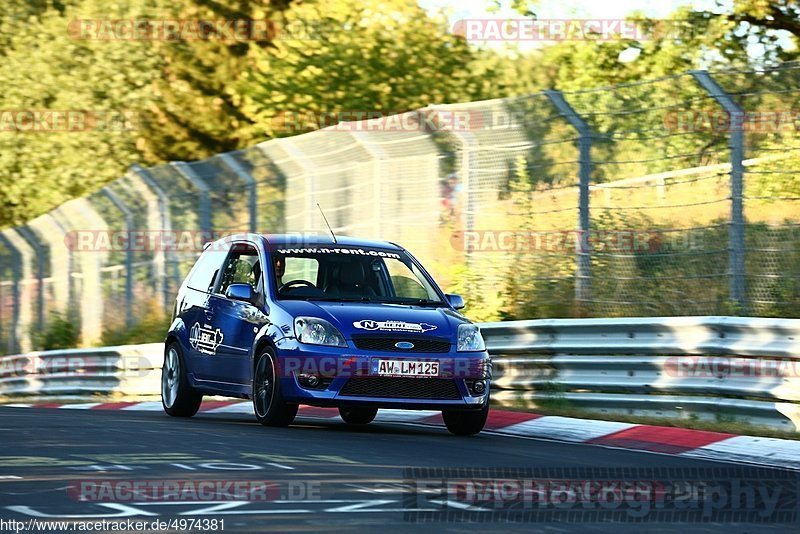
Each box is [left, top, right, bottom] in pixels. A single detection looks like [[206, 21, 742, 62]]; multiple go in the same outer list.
[[185, 248, 226, 293]]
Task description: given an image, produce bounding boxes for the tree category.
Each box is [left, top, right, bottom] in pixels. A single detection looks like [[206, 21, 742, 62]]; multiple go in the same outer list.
[[136, 0, 292, 162], [237, 0, 513, 138], [0, 0, 161, 227]]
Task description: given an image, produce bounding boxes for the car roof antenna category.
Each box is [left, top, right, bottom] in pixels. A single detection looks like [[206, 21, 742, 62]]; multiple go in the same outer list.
[[317, 203, 337, 244]]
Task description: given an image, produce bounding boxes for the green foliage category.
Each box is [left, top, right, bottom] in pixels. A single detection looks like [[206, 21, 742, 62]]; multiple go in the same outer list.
[[238, 0, 514, 138], [2, 0, 800, 230], [0, 0, 161, 228], [32, 311, 80, 351], [136, 1, 290, 162], [101, 299, 171, 346], [498, 154, 579, 320]]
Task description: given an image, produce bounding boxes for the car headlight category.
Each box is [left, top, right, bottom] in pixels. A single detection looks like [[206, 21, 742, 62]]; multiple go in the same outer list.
[[294, 317, 347, 348], [457, 323, 486, 352]]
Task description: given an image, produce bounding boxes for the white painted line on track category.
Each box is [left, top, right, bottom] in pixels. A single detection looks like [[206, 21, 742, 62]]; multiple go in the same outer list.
[[203, 403, 254, 414], [267, 463, 295, 470], [120, 402, 163, 411], [60, 403, 101, 409]]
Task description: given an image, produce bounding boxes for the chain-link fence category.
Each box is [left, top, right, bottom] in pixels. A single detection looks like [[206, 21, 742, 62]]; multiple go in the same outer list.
[[1, 63, 798, 354]]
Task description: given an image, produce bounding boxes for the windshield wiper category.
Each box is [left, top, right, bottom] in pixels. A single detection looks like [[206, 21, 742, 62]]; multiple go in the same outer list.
[[301, 296, 443, 306], [304, 296, 375, 302], [381, 298, 444, 306]]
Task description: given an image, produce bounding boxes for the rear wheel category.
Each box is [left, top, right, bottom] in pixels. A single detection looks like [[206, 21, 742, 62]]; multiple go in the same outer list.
[[339, 406, 378, 425], [253, 348, 298, 427], [162, 342, 202, 417], [442, 401, 489, 436]]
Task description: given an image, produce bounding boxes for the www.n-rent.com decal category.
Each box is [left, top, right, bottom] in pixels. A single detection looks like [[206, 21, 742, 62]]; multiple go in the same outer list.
[[275, 247, 401, 259]]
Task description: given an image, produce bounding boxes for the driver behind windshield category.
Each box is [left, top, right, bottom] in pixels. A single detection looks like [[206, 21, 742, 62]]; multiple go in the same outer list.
[[274, 256, 285, 286]]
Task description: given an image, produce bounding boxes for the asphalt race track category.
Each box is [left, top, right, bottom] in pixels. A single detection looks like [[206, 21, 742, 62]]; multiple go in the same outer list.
[[0, 406, 796, 533]]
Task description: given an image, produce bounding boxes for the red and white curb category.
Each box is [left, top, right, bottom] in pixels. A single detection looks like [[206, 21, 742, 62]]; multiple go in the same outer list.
[[5, 401, 800, 471]]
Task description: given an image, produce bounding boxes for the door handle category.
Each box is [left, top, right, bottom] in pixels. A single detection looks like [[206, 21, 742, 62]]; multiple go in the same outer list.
[[204, 309, 215, 320]]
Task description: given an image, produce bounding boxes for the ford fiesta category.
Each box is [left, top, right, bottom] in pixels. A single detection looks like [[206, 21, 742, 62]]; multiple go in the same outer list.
[[162, 234, 491, 435]]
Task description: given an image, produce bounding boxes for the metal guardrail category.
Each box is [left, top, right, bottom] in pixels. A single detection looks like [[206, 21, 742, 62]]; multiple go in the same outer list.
[[0, 343, 163, 399], [1, 317, 798, 431], [481, 316, 800, 431]]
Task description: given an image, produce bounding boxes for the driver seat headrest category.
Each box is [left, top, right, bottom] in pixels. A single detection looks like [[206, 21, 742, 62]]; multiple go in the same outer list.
[[338, 262, 366, 287]]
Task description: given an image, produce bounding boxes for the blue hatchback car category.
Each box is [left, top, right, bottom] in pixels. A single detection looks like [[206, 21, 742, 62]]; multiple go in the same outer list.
[[162, 234, 491, 435]]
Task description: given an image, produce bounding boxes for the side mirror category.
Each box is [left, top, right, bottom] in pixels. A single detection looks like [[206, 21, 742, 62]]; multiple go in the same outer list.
[[225, 283, 256, 304], [446, 293, 465, 310]]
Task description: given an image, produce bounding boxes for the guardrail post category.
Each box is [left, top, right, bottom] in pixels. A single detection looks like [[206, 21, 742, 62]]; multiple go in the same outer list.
[[545, 90, 593, 309], [14, 227, 44, 329], [171, 162, 212, 238], [690, 71, 747, 313], [101, 188, 134, 328], [132, 165, 175, 311], [218, 153, 258, 233]]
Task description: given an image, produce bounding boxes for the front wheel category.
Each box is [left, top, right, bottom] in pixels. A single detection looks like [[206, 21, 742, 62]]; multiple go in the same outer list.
[[442, 401, 489, 436], [162, 342, 202, 417], [253, 348, 298, 427], [339, 406, 378, 425]]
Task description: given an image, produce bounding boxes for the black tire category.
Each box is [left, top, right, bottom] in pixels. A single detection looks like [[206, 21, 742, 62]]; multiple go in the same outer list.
[[339, 406, 378, 425], [162, 342, 202, 417], [253, 347, 298, 427], [442, 401, 489, 436]]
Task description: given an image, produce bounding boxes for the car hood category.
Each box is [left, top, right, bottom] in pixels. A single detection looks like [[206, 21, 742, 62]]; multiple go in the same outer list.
[[276, 300, 468, 339]]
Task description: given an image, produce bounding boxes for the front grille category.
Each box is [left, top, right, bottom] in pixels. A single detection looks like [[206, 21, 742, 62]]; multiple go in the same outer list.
[[339, 377, 461, 399], [351, 336, 451, 353]]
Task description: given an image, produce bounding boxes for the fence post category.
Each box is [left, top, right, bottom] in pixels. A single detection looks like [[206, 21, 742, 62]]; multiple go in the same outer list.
[[14, 227, 44, 329], [101, 188, 134, 328], [0, 278, 4, 353], [171, 162, 212, 237], [0, 234, 20, 354], [350, 131, 385, 238], [46, 212, 76, 314], [218, 153, 258, 234], [277, 139, 317, 233], [132, 164, 176, 310], [691, 71, 746, 313], [545, 90, 593, 309]]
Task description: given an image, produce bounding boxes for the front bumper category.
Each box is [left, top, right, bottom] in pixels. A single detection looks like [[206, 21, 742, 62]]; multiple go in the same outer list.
[[274, 338, 490, 410]]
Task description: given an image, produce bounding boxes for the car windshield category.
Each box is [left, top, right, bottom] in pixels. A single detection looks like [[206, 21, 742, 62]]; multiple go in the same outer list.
[[271, 245, 443, 304]]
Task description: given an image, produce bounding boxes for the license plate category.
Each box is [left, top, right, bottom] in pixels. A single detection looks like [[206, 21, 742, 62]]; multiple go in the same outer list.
[[374, 359, 439, 377]]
